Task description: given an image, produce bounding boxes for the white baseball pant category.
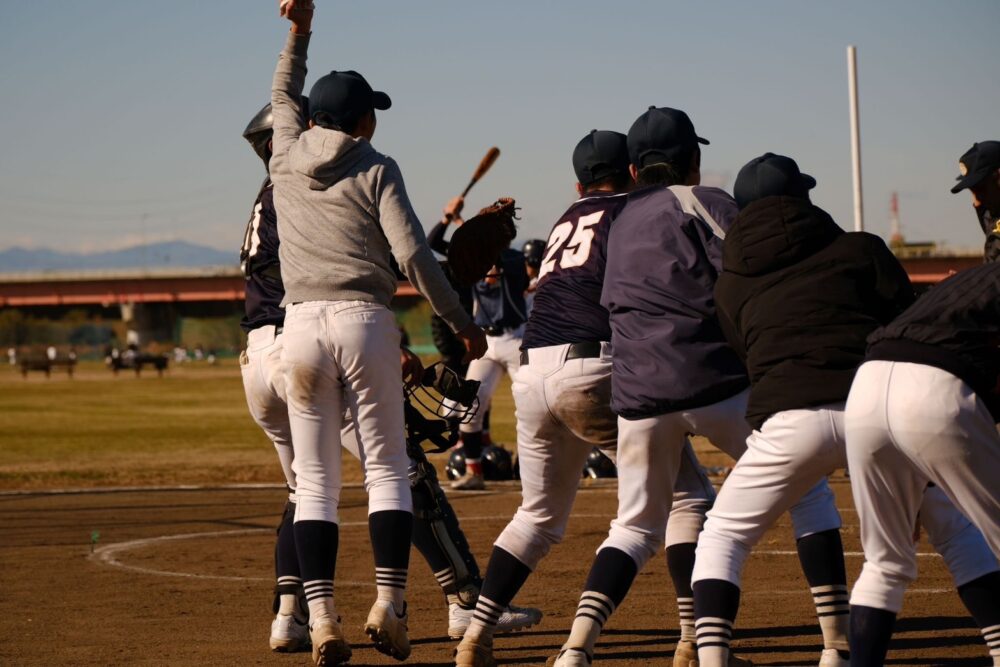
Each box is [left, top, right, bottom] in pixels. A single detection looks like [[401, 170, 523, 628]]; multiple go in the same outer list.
[[281, 301, 411, 524], [240, 324, 296, 499], [603, 389, 842, 570], [493, 343, 726, 570], [459, 327, 523, 434], [846, 360, 1000, 613]]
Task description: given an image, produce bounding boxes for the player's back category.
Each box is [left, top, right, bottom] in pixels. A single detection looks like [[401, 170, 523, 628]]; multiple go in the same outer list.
[[521, 192, 629, 349]]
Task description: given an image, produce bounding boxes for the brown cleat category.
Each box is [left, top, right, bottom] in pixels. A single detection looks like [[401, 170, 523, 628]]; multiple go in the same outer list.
[[454, 633, 496, 667], [365, 599, 411, 661]]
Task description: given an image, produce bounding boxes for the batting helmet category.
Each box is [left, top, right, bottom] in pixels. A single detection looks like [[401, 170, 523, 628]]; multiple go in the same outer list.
[[522, 239, 546, 270], [243, 98, 310, 167], [582, 448, 617, 479], [446, 448, 467, 481], [482, 445, 514, 481]]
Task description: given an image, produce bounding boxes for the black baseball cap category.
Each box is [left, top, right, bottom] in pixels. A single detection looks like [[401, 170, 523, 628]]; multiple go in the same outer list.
[[626, 106, 709, 169], [733, 153, 817, 209], [951, 141, 1000, 194], [572, 130, 629, 186], [308, 70, 391, 127]]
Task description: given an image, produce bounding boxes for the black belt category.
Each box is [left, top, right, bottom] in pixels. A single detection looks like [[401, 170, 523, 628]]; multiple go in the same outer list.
[[520, 341, 604, 366], [485, 324, 520, 336]]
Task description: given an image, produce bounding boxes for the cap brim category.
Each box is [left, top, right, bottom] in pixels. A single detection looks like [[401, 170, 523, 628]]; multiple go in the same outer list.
[[801, 173, 817, 190], [950, 172, 986, 194], [697, 136, 710, 145], [373, 91, 392, 111]]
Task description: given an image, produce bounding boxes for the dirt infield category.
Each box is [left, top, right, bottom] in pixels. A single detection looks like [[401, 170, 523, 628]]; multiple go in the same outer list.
[[0, 481, 990, 666]]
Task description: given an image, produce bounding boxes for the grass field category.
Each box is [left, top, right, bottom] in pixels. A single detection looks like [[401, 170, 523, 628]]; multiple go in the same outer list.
[[0, 359, 523, 490]]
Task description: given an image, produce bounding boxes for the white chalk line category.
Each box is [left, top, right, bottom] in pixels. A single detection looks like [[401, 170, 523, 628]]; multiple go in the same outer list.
[[89, 514, 947, 598]]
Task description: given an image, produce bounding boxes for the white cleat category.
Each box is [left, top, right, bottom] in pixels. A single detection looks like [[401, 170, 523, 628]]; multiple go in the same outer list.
[[447, 602, 543, 639], [818, 648, 850, 667], [309, 618, 352, 666], [454, 633, 495, 667], [365, 599, 411, 661], [269, 613, 310, 652], [546, 647, 593, 666]]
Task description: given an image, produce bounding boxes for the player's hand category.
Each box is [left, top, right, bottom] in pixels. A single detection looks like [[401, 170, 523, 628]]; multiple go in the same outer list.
[[457, 322, 487, 362], [399, 347, 424, 388], [443, 196, 465, 225], [279, 0, 314, 32]]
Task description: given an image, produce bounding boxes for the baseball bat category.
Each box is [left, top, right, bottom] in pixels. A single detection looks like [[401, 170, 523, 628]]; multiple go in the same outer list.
[[460, 147, 501, 198]]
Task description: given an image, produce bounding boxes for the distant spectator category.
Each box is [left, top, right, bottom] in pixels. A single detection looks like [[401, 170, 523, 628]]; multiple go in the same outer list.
[[46, 346, 56, 361], [7, 347, 15, 366]]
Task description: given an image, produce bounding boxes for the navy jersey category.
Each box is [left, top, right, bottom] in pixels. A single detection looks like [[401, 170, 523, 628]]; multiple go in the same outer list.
[[522, 192, 629, 349], [240, 179, 286, 332], [472, 248, 529, 330]]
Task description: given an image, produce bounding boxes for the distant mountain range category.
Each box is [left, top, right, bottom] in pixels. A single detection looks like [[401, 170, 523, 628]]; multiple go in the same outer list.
[[0, 241, 236, 273]]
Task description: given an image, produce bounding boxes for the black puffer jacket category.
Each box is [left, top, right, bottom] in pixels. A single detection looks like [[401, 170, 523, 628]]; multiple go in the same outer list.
[[714, 196, 914, 429]]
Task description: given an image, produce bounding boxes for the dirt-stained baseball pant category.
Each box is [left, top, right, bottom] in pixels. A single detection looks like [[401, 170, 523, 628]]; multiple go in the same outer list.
[[459, 327, 523, 435], [281, 301, 411, 523], [605, 389, 841, 570], [846, 360, 1000, 613], [496, 343, 741, 569]]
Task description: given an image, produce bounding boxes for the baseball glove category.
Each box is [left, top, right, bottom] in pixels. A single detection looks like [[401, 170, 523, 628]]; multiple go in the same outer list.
[[447, 197, 518, 286]]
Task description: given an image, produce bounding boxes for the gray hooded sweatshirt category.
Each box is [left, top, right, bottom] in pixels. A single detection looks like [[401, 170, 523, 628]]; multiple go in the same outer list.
[[269, 32, 471, 333]]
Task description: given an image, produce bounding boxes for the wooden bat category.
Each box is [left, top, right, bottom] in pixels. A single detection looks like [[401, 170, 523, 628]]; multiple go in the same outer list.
[[460, 147, 501, 198]]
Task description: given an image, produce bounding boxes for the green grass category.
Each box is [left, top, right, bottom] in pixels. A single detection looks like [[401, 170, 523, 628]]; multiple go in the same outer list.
[[0, 359, 517, 490]]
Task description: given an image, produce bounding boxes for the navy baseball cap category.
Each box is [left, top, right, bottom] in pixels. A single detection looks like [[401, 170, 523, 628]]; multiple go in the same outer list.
[[572, 130, 629, 186], [733, 153, 817, 209], [626, 106, 709, 169], [308, 70, 391, 127], [951, 141, 1000, 194]]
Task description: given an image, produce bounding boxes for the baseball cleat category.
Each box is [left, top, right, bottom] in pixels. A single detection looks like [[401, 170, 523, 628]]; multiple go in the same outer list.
[[668, 641, 753, 666], [365, 599, 411, 661], [448, 602, 543, 639], [818, 648, 849, 666], [546, 647, 592, 666], [451, 471, 486, 491], [454, 633, 496, 667], [309, 618, 351, 666], [270, 613, 310, 652]]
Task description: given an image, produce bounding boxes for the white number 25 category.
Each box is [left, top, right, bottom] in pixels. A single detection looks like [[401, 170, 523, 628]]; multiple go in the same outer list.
[[538, 211, 603, 280]]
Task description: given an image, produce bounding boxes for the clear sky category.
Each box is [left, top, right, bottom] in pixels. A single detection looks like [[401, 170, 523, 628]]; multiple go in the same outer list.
[[1, 1, 996, 256]]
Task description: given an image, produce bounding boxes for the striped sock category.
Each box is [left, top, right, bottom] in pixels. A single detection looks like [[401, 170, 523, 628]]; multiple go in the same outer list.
[[434, 567, 457, 596], [276, 575, 304, 618], [303, 579, 335, 624], [465, 594, 505, 640], [375, 567, 408, 609], [812, 584, 850, 652], [563, 591, 615, 658], [695, 616, 733, 665], [677, 596, 696, 643], [982, 624, 1000, 665]]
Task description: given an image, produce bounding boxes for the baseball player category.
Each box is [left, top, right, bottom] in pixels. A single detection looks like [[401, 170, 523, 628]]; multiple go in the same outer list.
[[269, 3, 486, 664], [429, 197, 530, 490], [846, 262, 1000, 665], [689, 153, 1000, 667], [240, 101, 537, 655], [951, 140, 1000, 262], [521, 238, 546, 311], [548, 110, 843, 667]]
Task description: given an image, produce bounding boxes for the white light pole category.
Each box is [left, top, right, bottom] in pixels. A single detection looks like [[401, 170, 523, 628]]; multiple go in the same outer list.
[[847, 45, 864, 232]]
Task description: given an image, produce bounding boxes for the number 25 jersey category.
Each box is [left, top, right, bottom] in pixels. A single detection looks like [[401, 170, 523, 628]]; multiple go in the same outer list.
[[521, 191, 629, 350]]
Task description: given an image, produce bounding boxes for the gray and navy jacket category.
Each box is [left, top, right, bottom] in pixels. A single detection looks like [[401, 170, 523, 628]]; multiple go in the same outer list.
[[601, 185, 748, 419], [240, 178, 285, 333]]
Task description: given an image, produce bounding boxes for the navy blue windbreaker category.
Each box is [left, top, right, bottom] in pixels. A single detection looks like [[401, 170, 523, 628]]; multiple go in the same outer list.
[[601, 185, 748, 419]]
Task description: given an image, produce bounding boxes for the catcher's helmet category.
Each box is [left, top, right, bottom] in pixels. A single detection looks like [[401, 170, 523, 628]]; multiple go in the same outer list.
[[522, 239, 547, 270], [582, 448, 617, 479], [406, 364, 481, 455]]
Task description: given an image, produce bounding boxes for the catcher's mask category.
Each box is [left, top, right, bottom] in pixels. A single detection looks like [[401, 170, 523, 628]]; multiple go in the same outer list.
[[404, 363, 481, 452]]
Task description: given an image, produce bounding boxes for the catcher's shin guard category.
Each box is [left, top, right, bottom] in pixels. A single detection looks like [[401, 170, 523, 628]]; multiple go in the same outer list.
[[408, 448, 481, 605]]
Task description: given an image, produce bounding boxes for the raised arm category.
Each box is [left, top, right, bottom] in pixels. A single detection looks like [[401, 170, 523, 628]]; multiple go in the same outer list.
[[270, 2, 313, 169]]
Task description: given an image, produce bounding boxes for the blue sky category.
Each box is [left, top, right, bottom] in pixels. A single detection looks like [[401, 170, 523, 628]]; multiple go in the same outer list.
[[1, 1, 996, 256]]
